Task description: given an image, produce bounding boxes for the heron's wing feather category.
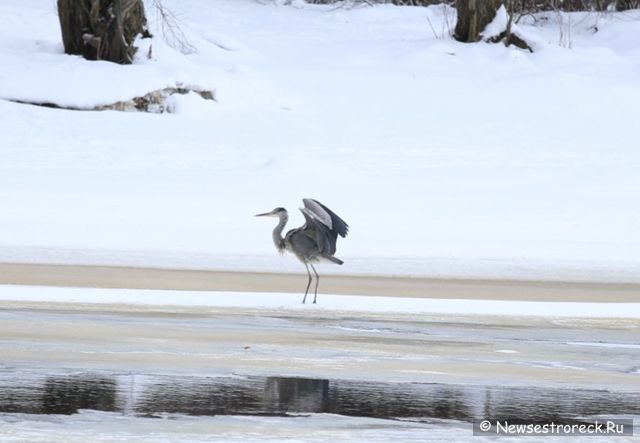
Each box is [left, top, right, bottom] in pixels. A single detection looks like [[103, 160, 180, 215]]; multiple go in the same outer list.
[[299, 207, 332, 254], [302, 199, 333, 229], [302, 199, 349, 238], [286, 226, 323, 257]]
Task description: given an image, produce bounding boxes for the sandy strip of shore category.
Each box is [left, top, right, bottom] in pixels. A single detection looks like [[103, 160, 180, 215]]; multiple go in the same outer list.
[[0, 263, 638, 302]]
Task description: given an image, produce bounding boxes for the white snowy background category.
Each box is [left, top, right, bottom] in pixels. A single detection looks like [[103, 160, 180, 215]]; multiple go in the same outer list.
[[0, 0, 639, 281]]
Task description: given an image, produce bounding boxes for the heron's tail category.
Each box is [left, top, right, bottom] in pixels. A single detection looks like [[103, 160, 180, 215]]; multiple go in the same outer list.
[[324, 255, 343, 265]]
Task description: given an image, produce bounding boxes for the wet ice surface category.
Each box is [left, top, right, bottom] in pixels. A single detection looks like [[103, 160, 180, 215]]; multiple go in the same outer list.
[[1, 304, 638, 388], [1, 370, 639, 442], [0, 303, 638, 441], [1, 371, 640, 420], [0, 412, 451, 443]]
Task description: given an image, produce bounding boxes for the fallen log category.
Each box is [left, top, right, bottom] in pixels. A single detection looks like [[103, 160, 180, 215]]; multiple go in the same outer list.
[[6, 86, 215, 113]]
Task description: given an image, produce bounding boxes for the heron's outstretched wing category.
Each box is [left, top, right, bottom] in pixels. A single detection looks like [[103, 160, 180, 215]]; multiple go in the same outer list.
[[302, 199, 349, 238], [299, 208, 332, 255], [299, 199, 349, 257]]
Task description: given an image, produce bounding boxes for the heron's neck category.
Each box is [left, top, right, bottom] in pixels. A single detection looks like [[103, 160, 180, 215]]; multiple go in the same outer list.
[[273, 212, 288, 253]]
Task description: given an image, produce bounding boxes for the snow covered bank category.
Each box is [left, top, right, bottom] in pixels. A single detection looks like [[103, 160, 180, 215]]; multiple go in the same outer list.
[[3, 245, 640, 283], [1, 285, 638, 318], [1, 1, 639, 280]]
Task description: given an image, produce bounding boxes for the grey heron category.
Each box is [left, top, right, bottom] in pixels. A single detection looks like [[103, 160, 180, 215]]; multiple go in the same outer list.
[[256, 198, 349, 304]]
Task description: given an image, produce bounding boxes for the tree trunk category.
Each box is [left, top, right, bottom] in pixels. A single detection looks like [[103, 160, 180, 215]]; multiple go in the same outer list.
[[57, 0, 150, 64], [454, 0, 503, 43]]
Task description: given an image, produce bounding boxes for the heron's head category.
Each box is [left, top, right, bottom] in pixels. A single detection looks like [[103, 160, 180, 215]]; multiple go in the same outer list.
[[255, 207, 287, 218]]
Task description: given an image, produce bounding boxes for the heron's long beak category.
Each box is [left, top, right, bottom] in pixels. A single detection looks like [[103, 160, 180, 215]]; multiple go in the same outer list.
[[255, 212, 272, 217]]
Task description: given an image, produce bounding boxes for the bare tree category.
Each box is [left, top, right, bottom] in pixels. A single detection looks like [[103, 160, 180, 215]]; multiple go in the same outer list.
[[57, 0, 151, 64], [616, 0, 640, 9], [453, 0, 502, 42]]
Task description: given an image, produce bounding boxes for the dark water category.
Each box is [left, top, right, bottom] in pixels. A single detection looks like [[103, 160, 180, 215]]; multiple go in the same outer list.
[[1, 371, 639, 424]]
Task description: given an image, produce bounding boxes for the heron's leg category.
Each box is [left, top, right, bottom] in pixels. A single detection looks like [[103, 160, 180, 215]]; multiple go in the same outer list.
[[302, 262, 312, 304], [309, 263, 320, 304]]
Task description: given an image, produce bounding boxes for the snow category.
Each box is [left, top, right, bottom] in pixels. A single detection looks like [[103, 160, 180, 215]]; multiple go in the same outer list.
[[1, 1, 640, 281], [1, 285, 638, 318], [481, 5, 508, 40]]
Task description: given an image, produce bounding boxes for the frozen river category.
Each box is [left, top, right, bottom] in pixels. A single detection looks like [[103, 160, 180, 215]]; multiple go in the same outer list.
[[0, 296, 638, 441]]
